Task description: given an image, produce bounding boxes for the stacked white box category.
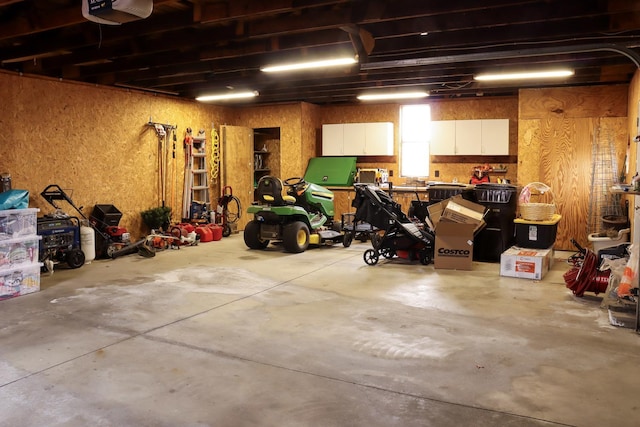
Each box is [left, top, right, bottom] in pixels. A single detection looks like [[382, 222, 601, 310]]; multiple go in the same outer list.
[[0, 208, 41, 300]]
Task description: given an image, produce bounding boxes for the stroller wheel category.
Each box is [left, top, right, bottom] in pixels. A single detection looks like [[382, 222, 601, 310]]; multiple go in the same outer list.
[[379, 247, 395, 259], [343, 231, 353, 248], [419, 250, 432, 265], [363, 249, 379, 265]]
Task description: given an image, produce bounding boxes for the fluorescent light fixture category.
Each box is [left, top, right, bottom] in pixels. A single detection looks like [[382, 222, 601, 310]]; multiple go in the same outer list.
[[474, 69, 574, 81], [357, 91, 429, 101], [196, 91, 258, 102], [261, 57, 357, 73]]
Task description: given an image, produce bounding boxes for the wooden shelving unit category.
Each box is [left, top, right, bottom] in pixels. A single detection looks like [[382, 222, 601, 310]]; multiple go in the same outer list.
[[253, 127, 280, 188]]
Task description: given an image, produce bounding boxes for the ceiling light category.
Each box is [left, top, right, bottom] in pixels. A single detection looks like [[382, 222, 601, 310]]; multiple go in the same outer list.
[[261, 57, 357, 73], [357, 91, 429, 101], [474, 69, 574, 81], [196, 91, 258, 102]]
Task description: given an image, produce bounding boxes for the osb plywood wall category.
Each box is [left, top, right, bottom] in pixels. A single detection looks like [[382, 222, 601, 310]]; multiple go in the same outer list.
[[518, 85, 628, 251], [0, 71, 229, 239], [430, 97, 519, 184], [301, 102, 321, 162], [231, 104, 305, 178], [319, 104, 400, 178], [626, 70, 640, 242]]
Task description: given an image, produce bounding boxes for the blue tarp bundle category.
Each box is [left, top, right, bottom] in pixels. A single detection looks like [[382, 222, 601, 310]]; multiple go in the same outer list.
[[0, 189, 29, 210]]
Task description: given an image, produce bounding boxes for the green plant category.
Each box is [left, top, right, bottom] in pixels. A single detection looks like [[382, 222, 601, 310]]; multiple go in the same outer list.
[[141, 206, 172, 231]]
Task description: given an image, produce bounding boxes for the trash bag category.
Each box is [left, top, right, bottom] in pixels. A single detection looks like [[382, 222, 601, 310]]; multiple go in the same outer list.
[[0, 189, 29, 210], [617, 244, 638, 298]]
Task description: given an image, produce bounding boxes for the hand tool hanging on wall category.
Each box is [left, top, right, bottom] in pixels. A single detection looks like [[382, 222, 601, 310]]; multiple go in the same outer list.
[[211, 123, 220, 184], [148, 120, 177, 209], [153, 123, 167, 207], [182, 127, 194, 220], [172, 131, 177, 213]]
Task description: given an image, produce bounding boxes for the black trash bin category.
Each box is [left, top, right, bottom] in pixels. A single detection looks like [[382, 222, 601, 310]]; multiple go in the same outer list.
[[427, 183, 475, 205], [472, 183, 518, 262]]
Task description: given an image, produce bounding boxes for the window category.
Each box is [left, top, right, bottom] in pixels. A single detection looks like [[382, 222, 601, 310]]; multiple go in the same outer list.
[[400, 104, 430, 177]]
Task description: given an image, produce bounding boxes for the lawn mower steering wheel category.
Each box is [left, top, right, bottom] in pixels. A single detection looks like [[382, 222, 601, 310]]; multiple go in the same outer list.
[[283, 177, 306, 188]]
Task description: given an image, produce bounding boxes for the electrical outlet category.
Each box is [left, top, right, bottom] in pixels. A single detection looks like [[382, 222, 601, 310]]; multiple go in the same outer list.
[[434, 170, 439, 177]]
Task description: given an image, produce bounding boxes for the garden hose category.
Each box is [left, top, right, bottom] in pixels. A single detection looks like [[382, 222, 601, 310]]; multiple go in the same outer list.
[[211, 125, 220, 182]]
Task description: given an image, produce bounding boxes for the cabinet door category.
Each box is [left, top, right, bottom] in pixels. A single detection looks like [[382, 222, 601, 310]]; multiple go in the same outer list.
[[430, 121, 456, 155], [364, 122, 394, 155], [221, 125, 254, 231], [343, 123, 366, 155], [480, 119, 509, 155], [455, 120, 482, 155], [322, 124, 344, 155]]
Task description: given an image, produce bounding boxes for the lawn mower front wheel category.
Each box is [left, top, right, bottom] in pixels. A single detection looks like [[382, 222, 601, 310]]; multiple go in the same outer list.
[[283, 221, 310, 253]]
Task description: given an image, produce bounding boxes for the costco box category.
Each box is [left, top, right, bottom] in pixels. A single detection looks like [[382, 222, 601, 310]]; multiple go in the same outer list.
[[431, 195, 487, 270], [441, 195, 486, 230], [428, 196, 486, 233], [500, 246, 554, 280], [427, 199, 447, 224], [434, 221, 476, 270]]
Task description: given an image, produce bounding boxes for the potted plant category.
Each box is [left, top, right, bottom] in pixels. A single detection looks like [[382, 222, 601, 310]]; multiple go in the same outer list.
[[141, 206, 172, 231]]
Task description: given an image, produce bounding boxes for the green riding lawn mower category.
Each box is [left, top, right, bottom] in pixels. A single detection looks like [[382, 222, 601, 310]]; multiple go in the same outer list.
[[243, 176, 346, 253]]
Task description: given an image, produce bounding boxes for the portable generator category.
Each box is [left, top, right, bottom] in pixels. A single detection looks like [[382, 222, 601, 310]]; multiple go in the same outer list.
[[37, 215, 85, 269]]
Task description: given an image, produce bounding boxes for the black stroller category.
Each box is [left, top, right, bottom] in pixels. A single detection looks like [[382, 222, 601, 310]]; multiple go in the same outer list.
[[351, 184, 435, 265]]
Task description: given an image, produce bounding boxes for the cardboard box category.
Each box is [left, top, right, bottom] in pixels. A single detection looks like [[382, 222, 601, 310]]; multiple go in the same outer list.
[[427, 199, 448, 225], [431, 196, 487, 270], [428, 197, 486, 230], [434, 221, 476, 270], [500, 246, 554, 280], [442, 195, 485, 224]]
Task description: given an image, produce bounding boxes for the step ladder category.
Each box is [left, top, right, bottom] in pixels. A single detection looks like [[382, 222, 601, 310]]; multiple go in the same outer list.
[[182, 129, 211, 222]]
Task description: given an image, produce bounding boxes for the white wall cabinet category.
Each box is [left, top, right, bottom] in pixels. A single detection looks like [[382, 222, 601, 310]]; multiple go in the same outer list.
[[322, 122, 394, 156], [430, 120, 456, 155], [322, 124, 345, 155], [430, 119, 509, 155], [480, 119, 509, 155]]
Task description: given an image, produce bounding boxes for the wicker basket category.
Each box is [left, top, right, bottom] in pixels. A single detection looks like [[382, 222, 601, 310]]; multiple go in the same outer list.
[[518, 182, 556, 221]]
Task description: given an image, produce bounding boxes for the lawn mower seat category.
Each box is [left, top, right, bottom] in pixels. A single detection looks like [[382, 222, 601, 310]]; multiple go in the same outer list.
[[255, 176, 295, 206]]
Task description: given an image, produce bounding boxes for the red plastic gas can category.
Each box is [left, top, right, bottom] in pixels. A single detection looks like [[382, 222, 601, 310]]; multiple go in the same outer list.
[[207, 224, 223, 241], [195, 226, 213, 242]]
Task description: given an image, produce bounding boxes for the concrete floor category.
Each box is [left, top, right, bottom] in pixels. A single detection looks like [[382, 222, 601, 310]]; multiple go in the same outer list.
[[1, 236, 639, 427]]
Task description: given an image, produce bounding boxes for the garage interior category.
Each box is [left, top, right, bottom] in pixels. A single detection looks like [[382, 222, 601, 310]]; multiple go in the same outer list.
[[1, 1, 640, 426]]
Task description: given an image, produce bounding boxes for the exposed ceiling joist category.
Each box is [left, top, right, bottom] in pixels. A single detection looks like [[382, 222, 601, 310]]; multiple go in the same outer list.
[[0, 0, 638, 105]]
